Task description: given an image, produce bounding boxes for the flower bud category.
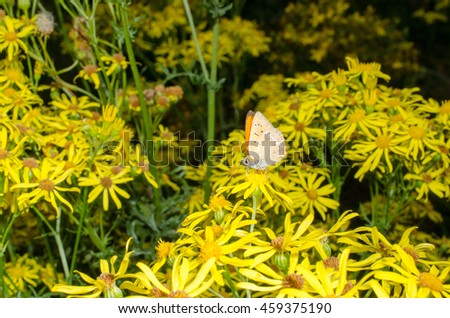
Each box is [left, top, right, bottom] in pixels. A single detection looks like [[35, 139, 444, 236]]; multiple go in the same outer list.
[[273, 252, 290, 273], [18, 0, 31, 10]]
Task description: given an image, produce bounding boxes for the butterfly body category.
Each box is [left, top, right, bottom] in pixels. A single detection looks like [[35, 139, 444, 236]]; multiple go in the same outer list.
[[242, 111, 286, 170]]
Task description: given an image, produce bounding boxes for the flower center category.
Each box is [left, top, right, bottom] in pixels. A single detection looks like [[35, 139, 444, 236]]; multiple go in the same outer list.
[[0, 148, 10, 160], [39, 179, 55, 191], [98, 273, 115, 288], [111, 165, 123, 175], [409, 126, 425, 139], [323, 256, 339, 270], [278, 169, 289, 179], [5, 68, 22, 81], [295, 122, 305, 132], [168, 290, 190, 298], [390, 114, 404, 123], [199, 241, 221, 263], [3, 87, 16, 97], [422, 173, 432, 183], [319, 88, 332, 99], [101, 177, 113, 188], [23, 157, 39, 168], [83, 65, 97, 75], [271, 236, 284, 251], [4, 31, 17, 42], [388, 98, 400, 107], [417, 272, 443, 292], [375, 135, 390, 149], [161, 131, 173, 140], [113, 53, 125, 63], [341, 281, 354, 295], [68, 103, 79, 111], [403, 246, 419, 262], [306, 189, 318, 200], [156, 240, 173, 260], [349, 109, 366, 123], [282, 273, 304, 289], [209, 195, 230, 211]]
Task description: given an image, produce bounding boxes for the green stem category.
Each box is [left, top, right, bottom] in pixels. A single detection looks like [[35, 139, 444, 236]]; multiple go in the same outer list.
[[182, 0, 209, 79], [33, 207, 70, 279], [69, 187, 88, 282], [0, 209, 19, 297], [204, 15, 219, 203], [120, 1, 161, 212]]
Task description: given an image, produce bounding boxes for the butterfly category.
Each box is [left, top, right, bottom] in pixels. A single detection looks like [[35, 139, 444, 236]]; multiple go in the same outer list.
[[242, 110, 286, 170]]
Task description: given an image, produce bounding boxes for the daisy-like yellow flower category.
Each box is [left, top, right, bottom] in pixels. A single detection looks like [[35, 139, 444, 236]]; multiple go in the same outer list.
[[52, 238, 134, 298], [50, 93, 100, 119], [0, 65, 28, 89], [75, 64, 101, 89], [345, 127, 408, 181], [78, 166, 133, 211], [304, 80, 345, 111], [133, 255, 220, 297], [0, 128, 26, 185], [182, 194, 236, 229], [296, 249, 371, 297], [345, 56, 391, 86], [244, 213, 323, 269], [217, 169, 291, 208], [392, 119, 439, 160], [405, 165, 449, 202], [0, 16, 35, 61], [179, 214, 258, 272], [100, 53, 129, 76], [4, 254, 40, 295], [10, 158, 80, 215], [288, 171, 339, 220], [237, 252, 312, 297], [279, 108, 326, 152], [334, 106, 388, 140], [373, 245, 450, 297]]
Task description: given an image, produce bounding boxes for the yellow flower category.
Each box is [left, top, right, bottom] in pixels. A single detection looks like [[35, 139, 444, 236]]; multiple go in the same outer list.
[[296, 249, 371, 297], [75, 64, 101, 89], [52, 238, 134, 297], [217, 169, 292, 208], [392, 119, 439, 160], [179, 214, 259, 272], [288, 171, 339, 220], [334, 106, 388, 140], [244, 213, 323, 268], [50, 93, 99, 119], [78, 166, 133, 211], [182, 194, 236, 229], [0, 128, 26, 185], [100, 53, 129, 76], [237, 252, 312, 297], [0, 16, 35, 61], [405, 165, 449, 202], [11, 158, 80, 215], [373, 246, 450, 297], [279, 108, 326, 152], [345, 127, 408, 181], [345, 56, 391, 86], [0, 65, 28, 89], [134, 256, 220, 297], [4, 254, 40, 295]]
